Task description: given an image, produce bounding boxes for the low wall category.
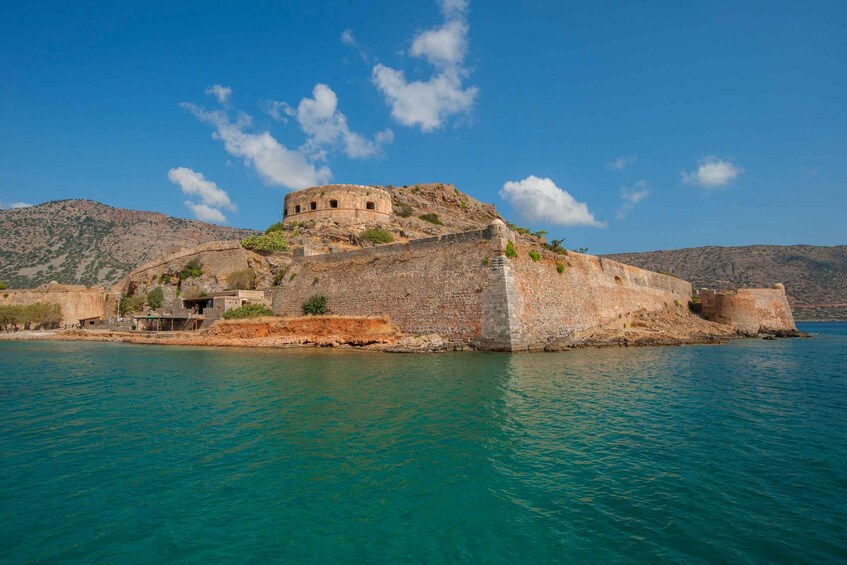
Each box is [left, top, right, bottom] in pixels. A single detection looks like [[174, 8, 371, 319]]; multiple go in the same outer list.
[[509, 244, 693, 350], [701, 285, 796, 335], [0, 284, 111, 325], [272, 229, 497, 345], [117, 240, 249, 289]]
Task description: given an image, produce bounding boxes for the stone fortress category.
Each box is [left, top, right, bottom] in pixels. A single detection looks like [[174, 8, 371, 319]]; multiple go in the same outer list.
[[283, 184, 393, 225], [0, 182, 799, 349]]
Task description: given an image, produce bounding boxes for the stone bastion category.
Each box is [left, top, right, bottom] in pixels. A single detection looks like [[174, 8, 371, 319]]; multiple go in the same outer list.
[[283, 184, 392, 225]]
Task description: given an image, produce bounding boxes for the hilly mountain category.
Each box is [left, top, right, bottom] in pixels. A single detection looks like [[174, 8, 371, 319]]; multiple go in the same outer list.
[[605, 245, 847, 320], [0, 200, 257, 289]]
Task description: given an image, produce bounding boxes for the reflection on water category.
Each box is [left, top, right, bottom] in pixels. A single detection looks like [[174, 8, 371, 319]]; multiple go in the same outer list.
[[1, 323, 845, 562]]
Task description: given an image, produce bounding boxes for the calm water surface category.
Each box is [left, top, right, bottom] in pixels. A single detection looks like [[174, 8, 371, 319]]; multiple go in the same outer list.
[[1, 323, 846, 563]]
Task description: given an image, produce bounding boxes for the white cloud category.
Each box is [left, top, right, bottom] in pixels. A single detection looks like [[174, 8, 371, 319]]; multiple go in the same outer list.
[[184, 201, 227, 224], [370, 0, 477, 131], [605, 154, 637, 171], [0, 201, 33, 210], [340, 29, 370, 64], [617, 180, 650, 219], [168, 167, 235, 211], [682, 156, 743, 188], [282, 83, 393, 159], [205, 84, 232, 104], [500, 175, 605, 228], [182, 101, 331, 190]]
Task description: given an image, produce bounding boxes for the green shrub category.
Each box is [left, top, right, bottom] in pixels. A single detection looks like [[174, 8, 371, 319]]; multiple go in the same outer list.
[[119, 295, 145, 315], [226, 268, 256, 290], [460, 199, 468, 211], [556, 263, 565, 274], [533, 230, 548, 238], [575, 247, 589, 254], [0, 281, 5, 290], [146, 287, 164, 310], [0, 303, 62, 330], [265, 222, 285, 234], [241, 231, 288, 252], [394, 203, 413, 217], [528, 250, 541, 262], [273, 267, 290, 286], [505, 240, 518, 259], [360, 227, 394, 245], [179, 258, 203, 280], [302, 294, 328, 315], [481, 257, 490, 267], [419, 213, 443, 225], [543, 238, 567, 255], [222, 303, 274, 320]]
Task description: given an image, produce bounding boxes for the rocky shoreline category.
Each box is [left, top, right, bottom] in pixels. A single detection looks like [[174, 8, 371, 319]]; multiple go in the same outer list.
[[0, 312, 805, 353]]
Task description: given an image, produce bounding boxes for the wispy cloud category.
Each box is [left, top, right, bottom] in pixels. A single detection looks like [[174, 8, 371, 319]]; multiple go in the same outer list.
[[205, 84, 232, 104], [605, 154, 637, 171], [182, 94, 331, 190], [370, 0, 478, 132], [617, 180, 650, 219], [682, 156, 743, 189], [0, 201, 33, 210], [340, 29, 370, 63], [168, 167, 236, 223], [267, 83, 393, 160], [500, 175, 605, 228]]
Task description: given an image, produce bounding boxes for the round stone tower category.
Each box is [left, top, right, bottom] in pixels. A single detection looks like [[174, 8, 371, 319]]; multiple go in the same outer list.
[[283, 184, 392, 225]]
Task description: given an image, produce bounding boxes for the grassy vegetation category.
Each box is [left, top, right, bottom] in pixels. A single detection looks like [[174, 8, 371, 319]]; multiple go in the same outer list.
[[241, 232, 288, 253], [226, 268, 256, 290], [556, 263, 565, 274], [419, 213, 443, 225], [360, 228, 394, 245], [528, 250, 541, 262], [393, 202, 413, 217], [505, 241, 518, 259], [222, 303, 273, 320], [302, 294, 328, 315], [265, 221, 285, 234], [0, 281, 5, 290]]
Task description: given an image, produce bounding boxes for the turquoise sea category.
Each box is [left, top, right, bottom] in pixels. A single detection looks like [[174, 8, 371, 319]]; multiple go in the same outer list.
[[1, 322, 846, 563]]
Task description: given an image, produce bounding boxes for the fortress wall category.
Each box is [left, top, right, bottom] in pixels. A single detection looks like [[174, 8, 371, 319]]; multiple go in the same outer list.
[[701, 285, 796, 335], [272, 230, 496, 343], [509, 244, 693, 349], [0, 285, 110, 325], [120, 241, 247, 283]]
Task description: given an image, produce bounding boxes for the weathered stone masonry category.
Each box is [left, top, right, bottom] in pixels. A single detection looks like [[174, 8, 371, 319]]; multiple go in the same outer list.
[[271, 220, 698, 351]]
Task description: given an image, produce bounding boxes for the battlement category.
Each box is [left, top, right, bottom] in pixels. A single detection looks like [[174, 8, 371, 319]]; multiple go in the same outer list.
[[283, 184, 392, 225]]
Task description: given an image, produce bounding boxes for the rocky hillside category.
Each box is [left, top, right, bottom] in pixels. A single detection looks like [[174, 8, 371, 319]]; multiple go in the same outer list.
[[606, 245, 847, 320], [0, 200, 257, 288]]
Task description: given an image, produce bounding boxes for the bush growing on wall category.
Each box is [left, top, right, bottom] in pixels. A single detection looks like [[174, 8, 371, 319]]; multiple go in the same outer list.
[[222, 303, 273, 320], [226, 268, 256, 290], [360, 228, 394, 245], [556, 262, 566, 274], [179, 258, 203, 280], [265, 222, 285, 234], [505, 241, 518, 259], [302, 294, 328, 315], [146, 287, 164, 310], [0, 281, 5, 290], [241, 232, 288, 252], [528, 250, 541, 262]]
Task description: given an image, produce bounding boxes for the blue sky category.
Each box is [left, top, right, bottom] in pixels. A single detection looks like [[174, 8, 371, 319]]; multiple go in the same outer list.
[[1, 0, 845, 254]]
